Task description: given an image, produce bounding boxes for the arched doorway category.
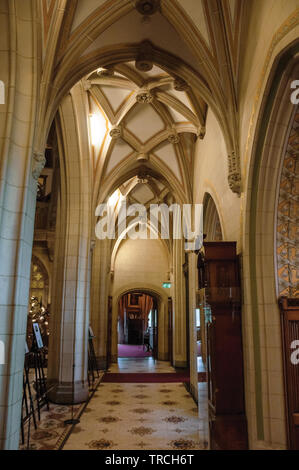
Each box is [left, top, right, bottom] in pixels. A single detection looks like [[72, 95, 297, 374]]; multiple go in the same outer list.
[[118, 291, 158, 359]]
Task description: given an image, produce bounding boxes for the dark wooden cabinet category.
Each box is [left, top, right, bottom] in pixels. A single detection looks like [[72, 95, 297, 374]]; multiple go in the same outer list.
[[200, 241, 248, 450], [279, 297, 299, 450]]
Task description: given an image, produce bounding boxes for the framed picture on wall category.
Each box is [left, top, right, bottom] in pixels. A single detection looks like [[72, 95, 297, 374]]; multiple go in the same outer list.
[[129, 293, 140, 306]]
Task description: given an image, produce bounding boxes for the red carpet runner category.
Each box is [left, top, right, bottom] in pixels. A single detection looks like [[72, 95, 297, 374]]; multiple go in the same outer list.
[[118, 344, 152, 358], [102, 372, 207, 383]]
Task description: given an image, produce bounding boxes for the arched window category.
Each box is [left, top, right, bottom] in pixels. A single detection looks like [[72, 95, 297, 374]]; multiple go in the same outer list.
[[276, 107, 299, 298]]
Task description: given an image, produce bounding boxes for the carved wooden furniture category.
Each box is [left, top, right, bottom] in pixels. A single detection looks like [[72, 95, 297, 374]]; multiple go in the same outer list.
[[279, 297, 299, 450], [199, 241, 248, 450]]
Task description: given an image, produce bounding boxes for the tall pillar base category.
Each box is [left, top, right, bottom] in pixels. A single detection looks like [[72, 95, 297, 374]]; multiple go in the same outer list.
[[47, 380, 89, 404], [96, 356, 108, 370]]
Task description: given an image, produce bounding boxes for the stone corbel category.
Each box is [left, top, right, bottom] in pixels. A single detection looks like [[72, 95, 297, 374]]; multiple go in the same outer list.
[[82, 79, 92, 91], [197, 126, 206, 140], [32, 151, 46, 180], [228, 151, 241, 195]]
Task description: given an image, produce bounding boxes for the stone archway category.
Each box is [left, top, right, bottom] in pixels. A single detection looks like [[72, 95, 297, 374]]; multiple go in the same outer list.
[[112, 284, 170, 364], [243, 41, 299, 449]]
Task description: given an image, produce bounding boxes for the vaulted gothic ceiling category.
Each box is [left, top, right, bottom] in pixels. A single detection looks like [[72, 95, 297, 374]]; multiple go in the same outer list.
[[38, 0, 247, 198], [85, 60, 206, 201]]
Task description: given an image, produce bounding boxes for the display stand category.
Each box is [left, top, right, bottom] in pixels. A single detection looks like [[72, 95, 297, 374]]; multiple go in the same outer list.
[[21, 349, 37, 446], [88, 327, 99, 390], [31, 324, 49, 420]]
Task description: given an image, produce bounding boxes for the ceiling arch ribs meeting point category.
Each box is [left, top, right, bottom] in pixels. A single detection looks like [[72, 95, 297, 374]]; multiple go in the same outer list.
[[84, 59, 200, 203], [93, 155, 188, 213]]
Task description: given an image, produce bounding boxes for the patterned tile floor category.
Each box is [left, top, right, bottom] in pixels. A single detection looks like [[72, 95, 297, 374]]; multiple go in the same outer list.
[[64, 359, 208, 451], [109, 358, 176, 374], [19, 372, 103, 450]]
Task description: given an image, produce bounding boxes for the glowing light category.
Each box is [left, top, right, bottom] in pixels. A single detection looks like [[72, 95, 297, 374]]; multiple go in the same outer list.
[[89, 113, 106, 147], [108, 190, 120, 208], [162, 282, 172, 288]]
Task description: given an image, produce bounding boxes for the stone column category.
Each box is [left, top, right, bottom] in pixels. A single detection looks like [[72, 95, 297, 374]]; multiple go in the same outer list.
[[47, 86, 92, 404], [172, 238, 187, 367], [0, 1, 40, 449]]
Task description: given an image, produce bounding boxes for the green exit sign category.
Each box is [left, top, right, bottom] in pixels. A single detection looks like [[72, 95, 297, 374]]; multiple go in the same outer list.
[[163, 282, 171, 288]]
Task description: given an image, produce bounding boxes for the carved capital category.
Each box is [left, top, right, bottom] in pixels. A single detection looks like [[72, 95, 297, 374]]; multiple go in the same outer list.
[[32, 151, 46, 180], [228, 151, 241, 195]]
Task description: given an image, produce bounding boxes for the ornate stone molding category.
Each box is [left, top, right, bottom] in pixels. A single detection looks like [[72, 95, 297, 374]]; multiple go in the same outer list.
[[134, 0, 160, 16], [137, 169, 149, 183], [136, 89, 154, 104], [173, 76, 189, 92], [197, 126, 206, 140], [97, 67, 114, 77], [109, 126, 122, 139], [228, 151, 241, 195], [82, 79, 91, 91], [32, 151, 46, 180], [168, 130, 180, 144], [136, 153, 148, 162]]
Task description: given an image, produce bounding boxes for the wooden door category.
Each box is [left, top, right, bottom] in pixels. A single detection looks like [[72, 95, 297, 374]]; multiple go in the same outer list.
[[106, 296, 112, 368]]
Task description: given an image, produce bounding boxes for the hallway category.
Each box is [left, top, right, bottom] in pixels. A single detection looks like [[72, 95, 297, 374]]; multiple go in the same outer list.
[[63, 359, 207, 451]]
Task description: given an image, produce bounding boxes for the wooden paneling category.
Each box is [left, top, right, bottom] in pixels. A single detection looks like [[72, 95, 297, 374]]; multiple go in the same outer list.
[[200, 241, 248, 450], [279, 297, 299, 450]]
